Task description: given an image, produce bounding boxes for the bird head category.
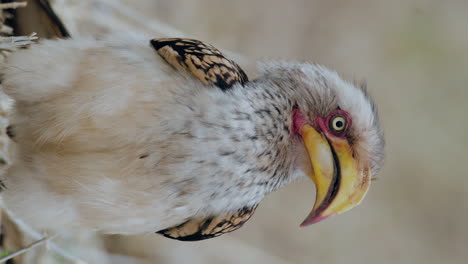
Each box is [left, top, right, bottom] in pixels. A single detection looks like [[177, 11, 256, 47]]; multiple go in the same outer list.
[[256, 62, 384, 226]]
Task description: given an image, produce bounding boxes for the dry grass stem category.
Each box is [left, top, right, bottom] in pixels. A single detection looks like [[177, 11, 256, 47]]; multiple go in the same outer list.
[[0, 2, 27, 10]]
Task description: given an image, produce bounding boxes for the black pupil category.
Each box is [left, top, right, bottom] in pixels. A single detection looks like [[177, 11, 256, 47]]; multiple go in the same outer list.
[[335, 120, 344, 129]]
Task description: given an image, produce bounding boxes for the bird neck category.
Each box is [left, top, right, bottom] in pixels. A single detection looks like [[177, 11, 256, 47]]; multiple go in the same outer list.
[[172, 80, 303, 195], [223, 81, 301, 190]]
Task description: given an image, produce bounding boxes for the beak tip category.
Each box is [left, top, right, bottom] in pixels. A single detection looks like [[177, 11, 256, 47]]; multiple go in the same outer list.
[[300, 213, 334, 227]]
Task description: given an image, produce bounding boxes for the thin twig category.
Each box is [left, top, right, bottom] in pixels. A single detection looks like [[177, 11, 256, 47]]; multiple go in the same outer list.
[[1, 204, 87, 263], [0, 2, 28, 10], [0, 33, 38, 43], [0, 33, 38, 50], [0, 236, 49, 263]]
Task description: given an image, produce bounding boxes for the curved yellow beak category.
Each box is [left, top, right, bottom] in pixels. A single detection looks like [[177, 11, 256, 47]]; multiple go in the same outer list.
[[299, 124, 371, 226]]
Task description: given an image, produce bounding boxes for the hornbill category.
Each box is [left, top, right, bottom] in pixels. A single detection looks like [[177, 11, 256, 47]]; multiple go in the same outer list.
[[0, 0, 384, 241]]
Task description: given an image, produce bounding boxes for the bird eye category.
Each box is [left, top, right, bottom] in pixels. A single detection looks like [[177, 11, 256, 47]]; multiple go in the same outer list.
[[330, 116, 347, 133]]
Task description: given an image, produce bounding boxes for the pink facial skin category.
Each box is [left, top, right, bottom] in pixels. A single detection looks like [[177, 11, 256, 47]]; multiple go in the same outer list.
[[292, 108, 307, 135], [292, 108, 352, 138]]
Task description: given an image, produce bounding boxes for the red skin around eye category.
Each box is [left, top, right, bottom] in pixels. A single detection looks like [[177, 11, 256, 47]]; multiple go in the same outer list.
[[292, 108, 352, 138]]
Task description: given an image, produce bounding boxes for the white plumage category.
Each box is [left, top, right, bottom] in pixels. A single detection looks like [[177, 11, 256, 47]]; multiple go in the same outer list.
[[0, 34, 383, 237]]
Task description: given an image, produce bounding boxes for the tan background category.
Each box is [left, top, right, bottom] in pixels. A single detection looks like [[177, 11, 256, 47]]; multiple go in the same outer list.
[[52, 0, 468, 263]]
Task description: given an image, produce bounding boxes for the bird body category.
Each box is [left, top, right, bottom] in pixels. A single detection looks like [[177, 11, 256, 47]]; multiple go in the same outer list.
[[0, 34, 384, 238], [1, 35, 292, 234]]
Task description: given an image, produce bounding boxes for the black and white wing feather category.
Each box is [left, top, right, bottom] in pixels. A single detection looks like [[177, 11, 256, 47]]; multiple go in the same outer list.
[[151, 38, 248, 90]]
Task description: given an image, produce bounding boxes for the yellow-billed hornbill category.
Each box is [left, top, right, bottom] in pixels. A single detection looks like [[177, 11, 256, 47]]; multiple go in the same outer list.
[[0, 1, 384, 241]]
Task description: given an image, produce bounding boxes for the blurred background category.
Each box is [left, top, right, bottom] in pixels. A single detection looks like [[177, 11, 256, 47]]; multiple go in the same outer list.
[[8, 0, 468, 263]]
